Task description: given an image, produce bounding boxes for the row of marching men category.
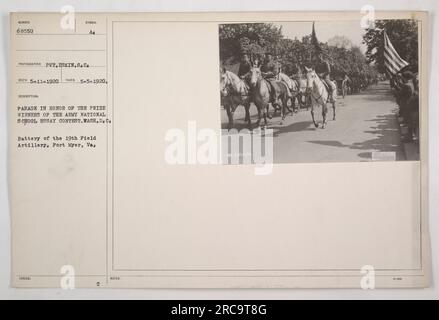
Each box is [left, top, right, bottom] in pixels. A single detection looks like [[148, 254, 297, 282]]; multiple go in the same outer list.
[[390, 69, 419, 142]]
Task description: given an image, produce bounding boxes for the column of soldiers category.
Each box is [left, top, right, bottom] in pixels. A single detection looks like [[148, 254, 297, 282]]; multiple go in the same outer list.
[[237, 51, 335, 99], [390, 69, 419, 142]]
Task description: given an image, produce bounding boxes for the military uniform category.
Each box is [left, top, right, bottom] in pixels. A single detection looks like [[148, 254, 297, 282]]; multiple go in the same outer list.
[[238, 60, 252, 79], [261, 59, 283, 102], [315, 59, 334, 97], [261, 60, 280, 79]]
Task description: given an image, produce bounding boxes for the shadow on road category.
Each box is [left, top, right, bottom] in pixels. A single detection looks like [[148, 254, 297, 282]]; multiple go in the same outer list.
[[307, 113, 404, 160], [361, 94, 395, 103], [221, 111, 312, 134], [271, 121, 315, 137]]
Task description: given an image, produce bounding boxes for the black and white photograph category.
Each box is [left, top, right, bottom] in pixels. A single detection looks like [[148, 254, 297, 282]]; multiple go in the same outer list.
[[219, 20, 420, 163], [2, 4, 434, 298]]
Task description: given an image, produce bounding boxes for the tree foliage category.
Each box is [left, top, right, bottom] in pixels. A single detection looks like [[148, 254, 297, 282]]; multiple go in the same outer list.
[[363, 19, 418, 74], [219, 22, 379, 81], [219, 23, 283, 63]]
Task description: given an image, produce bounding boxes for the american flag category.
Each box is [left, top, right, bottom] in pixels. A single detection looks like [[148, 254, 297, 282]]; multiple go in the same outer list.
[[383, 30, 409, 76]]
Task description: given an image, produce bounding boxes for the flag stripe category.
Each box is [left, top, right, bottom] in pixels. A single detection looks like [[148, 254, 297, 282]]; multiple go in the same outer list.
[[385, 46, 407, 70], [383, 31, 409, 76], [384, 51, 405, 73], [384, 45, 408, 70], [384, 62, 398, 76], [384, 53, 401, 74], [385, 32, 408, 64]]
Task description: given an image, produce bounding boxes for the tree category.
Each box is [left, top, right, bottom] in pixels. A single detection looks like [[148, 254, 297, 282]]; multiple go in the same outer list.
[[363, 19, 418, 74], [219, 23, 283, 63], [219, 22, 378, 85]]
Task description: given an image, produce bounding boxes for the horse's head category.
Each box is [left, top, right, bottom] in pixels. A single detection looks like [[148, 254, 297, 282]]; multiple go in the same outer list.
[[250, 67, 261, 87], [304, 66, 317, 92], [219, 67, 230, 97]]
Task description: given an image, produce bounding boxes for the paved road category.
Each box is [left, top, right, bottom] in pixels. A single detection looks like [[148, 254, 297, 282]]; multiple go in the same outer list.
[[221, 81, 405, 163]]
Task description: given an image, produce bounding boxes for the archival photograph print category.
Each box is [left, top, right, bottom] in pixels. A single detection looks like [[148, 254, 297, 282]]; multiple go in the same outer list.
[[219, 20, 420, 163]]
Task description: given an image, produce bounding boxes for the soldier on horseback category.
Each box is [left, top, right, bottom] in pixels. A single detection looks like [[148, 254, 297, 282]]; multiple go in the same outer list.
[[260, 53, 280, 103], [238, 53, 252, 81], [314, 53, 334, 100], [261, 53, 292, 101], [261, 53, 279, 79], [237, 52, 254, 99]]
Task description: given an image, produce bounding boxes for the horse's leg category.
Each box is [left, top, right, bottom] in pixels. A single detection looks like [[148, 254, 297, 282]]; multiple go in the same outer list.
[[332, 101, 336, 121], [311, 105, 318, 128], [295, 94, 301, 113], [301, 93, 306, 110], [322, 102, 328, 129], [288, 96, 294, 114], [279, 100, 284, 124], [244, 104, 250, 122], [263, 103, 268, 128], [285, 93, 294, 114], [285, 98, 291, 114], [281, 95, 288, 122], [266, 103, 273, 119], [272, 91, 282, 116], [245, 103, 252, 130], [271, 102, 278, 117], [226, 106, 233, 130], [255, 104, 262, 127]]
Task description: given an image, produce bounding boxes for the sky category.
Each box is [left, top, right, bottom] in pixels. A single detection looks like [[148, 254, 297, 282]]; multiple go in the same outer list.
[[275, 21, 368, 53]]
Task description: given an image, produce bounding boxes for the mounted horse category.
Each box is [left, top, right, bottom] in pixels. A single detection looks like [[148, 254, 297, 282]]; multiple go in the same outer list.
[[220, 67, 252, 130], [277, 72, 305, 113], [305, 66, 337, 129], [253, 68, 290, 125], [291, 76, 309, 111]]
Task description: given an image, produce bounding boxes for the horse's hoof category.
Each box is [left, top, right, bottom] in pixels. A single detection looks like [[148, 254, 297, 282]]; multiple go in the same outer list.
[[314, 123, 319, 128]]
